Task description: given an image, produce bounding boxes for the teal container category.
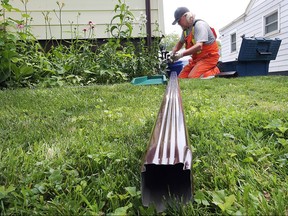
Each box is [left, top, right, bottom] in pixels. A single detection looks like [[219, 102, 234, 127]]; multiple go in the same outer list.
[[131, 75, 167, 85], [167, 61, 183, 77]]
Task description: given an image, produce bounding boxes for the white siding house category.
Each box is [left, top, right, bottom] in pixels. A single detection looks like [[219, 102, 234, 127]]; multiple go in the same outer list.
[[2, 0, 164, 40], [219, 0, 288, 73]]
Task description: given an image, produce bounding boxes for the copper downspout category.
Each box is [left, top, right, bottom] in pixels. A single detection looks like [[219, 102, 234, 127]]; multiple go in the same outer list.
[[141, 72, 193, 212], [145, 0, 152, 48]]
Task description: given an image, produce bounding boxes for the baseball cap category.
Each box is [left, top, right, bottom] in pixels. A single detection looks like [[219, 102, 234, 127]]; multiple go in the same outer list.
[[172, 7, 190, 25]]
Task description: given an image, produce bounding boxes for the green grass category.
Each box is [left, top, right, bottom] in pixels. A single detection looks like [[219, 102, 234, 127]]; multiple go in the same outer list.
[[0, 76, 287, 215]]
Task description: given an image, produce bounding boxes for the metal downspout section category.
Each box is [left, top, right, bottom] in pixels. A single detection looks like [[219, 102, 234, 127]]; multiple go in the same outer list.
[[145, 0, 152, 48], [141, 72, 193, 212]]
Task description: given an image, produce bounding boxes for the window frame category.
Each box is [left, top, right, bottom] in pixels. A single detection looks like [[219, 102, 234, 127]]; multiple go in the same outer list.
[[230, 32, 237, 53], [263, 9, 279, 36]]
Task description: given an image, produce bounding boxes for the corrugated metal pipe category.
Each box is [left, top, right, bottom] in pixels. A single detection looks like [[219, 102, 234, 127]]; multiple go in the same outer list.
[[141, 71, 193, 212]]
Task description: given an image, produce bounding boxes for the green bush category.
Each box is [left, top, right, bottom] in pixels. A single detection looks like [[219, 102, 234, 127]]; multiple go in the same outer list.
[[0, 0, 164, 88]]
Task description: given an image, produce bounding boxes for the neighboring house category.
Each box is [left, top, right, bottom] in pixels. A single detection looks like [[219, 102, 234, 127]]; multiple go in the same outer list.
[[219, 0, 288, 73], [2, 0, 164, 40]]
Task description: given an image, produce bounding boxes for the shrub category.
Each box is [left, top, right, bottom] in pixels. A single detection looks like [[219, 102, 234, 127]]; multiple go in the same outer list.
[[0, 0, 164, 88]]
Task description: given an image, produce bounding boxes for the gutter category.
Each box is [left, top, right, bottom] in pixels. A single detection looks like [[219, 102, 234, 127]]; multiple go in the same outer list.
[[141, 72, 193, 212], [145, 0, 152, 47]]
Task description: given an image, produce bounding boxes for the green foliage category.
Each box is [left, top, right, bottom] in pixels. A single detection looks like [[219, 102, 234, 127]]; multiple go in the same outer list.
[[0, 76, 288, 215], [109, 0, 134, 38], [1, 0, 163, 88], [160, 32, 180, 51], [0, 28, 17, 84], [0, 1, 19, 85]]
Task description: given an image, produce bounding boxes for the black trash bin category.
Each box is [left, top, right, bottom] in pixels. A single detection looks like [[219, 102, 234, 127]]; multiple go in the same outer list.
[[219, 37, 281, 77]]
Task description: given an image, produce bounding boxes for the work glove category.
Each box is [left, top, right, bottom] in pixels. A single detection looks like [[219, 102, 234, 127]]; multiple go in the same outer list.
[[170, 51, 183, 62]]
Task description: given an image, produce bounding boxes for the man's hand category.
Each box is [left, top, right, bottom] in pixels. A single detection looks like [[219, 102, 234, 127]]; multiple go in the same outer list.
[[170, 51, 183, 62]]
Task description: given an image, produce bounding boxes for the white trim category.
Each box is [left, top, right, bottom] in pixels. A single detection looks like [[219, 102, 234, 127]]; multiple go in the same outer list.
[[219, 14, 245, 32], [157, 0, 165, 35], [263, 6, 280, 37], [219, 0, 253, 32], [230, 31, 237, 53], [244, 0, 255, 14]]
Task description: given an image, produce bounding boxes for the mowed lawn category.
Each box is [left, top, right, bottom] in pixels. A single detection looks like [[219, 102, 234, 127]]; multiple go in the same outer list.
[[0, 76, 287, 215]]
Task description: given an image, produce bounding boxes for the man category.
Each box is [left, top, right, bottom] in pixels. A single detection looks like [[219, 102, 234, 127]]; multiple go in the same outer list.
[[170, 7, 220, 79]]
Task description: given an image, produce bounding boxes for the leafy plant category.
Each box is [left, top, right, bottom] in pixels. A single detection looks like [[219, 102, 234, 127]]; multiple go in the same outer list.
[[1, 0, 164, 88], [160, 32, 180, 51], [0, 0, 19, 85], [108, 0, 134, 38]]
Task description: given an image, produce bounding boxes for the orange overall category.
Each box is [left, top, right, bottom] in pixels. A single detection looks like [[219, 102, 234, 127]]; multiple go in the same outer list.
[[178, 28, 220, 79]]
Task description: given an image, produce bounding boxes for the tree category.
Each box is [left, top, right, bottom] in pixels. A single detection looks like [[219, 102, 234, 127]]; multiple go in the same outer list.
[[159, 33, 180, 51]]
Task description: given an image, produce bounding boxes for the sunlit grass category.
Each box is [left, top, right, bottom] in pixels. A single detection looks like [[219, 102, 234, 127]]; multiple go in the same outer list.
[[0, 76, 287, 215]]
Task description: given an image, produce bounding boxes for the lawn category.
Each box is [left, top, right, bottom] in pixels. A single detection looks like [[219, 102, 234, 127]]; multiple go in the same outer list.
[[0, 76, 287, 215]]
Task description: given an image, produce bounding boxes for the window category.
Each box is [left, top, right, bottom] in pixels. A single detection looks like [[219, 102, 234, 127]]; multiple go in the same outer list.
[[264, 11, 278, 35], [230, 33, 236, 52]]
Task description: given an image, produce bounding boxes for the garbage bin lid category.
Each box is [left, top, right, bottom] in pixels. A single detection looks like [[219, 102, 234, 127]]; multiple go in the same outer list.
[[238, 37, 281, 61]]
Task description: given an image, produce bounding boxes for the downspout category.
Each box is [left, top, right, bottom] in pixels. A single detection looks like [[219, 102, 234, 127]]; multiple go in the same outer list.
[[141, 71, 193, 212], [145, 0, 152, 48]]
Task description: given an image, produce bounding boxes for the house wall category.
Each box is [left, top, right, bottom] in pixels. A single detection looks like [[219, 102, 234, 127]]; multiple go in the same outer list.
[[2, 0, 164, 40], [219, 0, 288, 73]]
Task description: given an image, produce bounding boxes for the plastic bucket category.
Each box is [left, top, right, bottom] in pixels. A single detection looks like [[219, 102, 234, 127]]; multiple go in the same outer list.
[[167, 61, 183, 77]]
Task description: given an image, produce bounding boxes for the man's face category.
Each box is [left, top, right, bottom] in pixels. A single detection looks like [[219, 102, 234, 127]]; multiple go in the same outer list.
[[178, 14, 190, 30]]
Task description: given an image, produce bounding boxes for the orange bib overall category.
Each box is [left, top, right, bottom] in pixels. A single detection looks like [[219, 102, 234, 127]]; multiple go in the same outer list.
[[178, 28, 220, 78]]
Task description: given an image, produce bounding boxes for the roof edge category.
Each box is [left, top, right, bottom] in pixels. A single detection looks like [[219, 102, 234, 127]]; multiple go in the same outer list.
[[219, 0, 254, 32], [219, 13, 246, 32]]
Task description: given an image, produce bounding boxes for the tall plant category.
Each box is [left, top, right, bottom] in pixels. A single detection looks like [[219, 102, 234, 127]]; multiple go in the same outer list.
[[109, 0, 134, 39], [105, 0, 163, 79], [0, 0, 19, 86], [54, 1, 64, 40]]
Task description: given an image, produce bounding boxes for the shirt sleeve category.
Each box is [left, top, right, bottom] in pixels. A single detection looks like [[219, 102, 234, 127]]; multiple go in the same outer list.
[[194, 22, 209, 43], [179, 21, 215, 45], [194, 21, 215, 44]]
